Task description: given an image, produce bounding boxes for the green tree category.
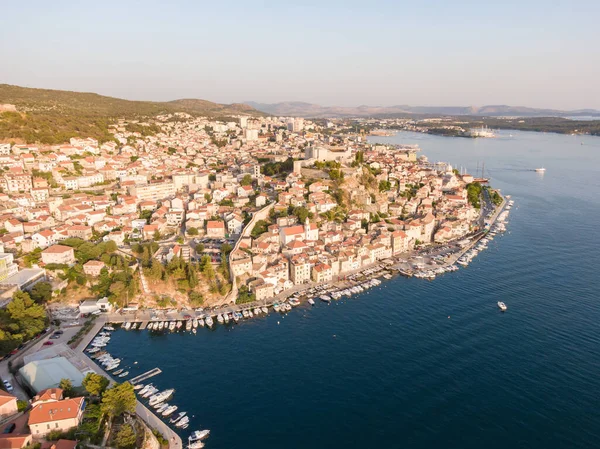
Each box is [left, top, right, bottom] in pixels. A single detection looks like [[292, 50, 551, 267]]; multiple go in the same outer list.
[[113, 424, 137, 449], [240, 174, 253, 186], [378, 180, 392, 192], [29, 282, 53, 303], [188, 291, 204, 306], [101, 382, 136, 419], [153, 230, 161, 241], [187, 227, 198, 236], [82, 373, 109, 397], [59, 378, 74, 397]]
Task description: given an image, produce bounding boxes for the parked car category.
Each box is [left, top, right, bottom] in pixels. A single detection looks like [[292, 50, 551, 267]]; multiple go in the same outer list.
[[2, 380, 13, 392], [49, 334, 61, 340], [43, 341, 54, 346], [2, 423, 15, 434], [53, 330, 64, 335]]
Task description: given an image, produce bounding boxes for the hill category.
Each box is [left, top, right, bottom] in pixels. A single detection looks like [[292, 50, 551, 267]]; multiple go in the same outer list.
[[0, 84, 263, 144], [244, 100, 600, 118]]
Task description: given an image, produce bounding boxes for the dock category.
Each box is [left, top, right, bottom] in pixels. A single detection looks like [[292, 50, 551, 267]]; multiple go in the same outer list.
[[129, 367, 162, 385]]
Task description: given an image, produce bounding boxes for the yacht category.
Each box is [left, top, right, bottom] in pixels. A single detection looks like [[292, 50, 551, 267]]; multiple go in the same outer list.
[[320, 295, 331, 303], [242, 310, 249, 318], [217, 314, 224, 324], [113, 369, 123, 375], [103, 326, 115, 331], [169, 322, 176, 331], [188, 441, 204, 449], [190, 430, 210, 441], [123, 322, 131, 330], [185, 320, 192, 331], [133, 384, 144, 390], [308, 298, 315, 306], [118, 371, 129, 378], [535, 167, 546, 173], [498, 301, 508, 311], [223, 313, 230, 323], [176, 416, 190, 428], [205, 316, 214, 327], [261, 306, 269, 314], [192, 318, 198, 328], [162, 405, 178, 416], [170, 411, 187, 424], [149, 389, 175, 406], [198, 317, 205, 327]]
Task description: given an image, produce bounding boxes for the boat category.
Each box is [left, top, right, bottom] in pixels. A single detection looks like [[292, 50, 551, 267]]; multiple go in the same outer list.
[[162, 405, 178, 416], [498, 301, 508, 311], [133, 384, 144, 390], [261, 306, 269, 314], [188, 441, 204, 449], [113, 369, 124, 375], [192, 328, 197, 334], [176, 321, 183, 330], [198, 317, 205, 327], [103, 326, 115, 331], [308, 298, 315, 306], [176, 416, 190, 428], [535, 167, 546, 173], [169, 322, 176, 331], [123, 322, 131, 330], [192, 318, 198, 328], [118, 371, 129, 378], [186, 320, 192, 331], [149, 389, 175, 406], [170, 411, 187, 424], [190, 430, 210, 441], [205, 316, 214, 327], [156, 403, 169, 413], [217, 314, 224, 324], [320, 295, 331, 303]]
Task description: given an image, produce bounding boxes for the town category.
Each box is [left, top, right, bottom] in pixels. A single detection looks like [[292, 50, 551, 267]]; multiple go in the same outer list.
[[0, 112, 509, 448], [0, 114, 500, 313]]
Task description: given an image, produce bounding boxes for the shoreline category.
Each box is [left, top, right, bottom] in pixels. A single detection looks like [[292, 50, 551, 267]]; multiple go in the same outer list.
[[99, 194, 509, 326]]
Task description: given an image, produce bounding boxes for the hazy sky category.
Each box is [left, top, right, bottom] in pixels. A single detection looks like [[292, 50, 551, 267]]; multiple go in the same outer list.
[[1, 0, 599, 109]]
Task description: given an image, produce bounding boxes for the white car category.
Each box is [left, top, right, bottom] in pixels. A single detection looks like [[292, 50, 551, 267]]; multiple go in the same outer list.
[[3, 380, 13, 392]]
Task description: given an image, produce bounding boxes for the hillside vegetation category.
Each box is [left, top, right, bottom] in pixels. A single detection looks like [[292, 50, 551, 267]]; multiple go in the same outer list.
[[0, 84, 262, 144]]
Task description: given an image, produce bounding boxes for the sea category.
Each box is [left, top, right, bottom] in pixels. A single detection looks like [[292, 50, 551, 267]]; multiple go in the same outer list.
[[101, 130, 600, 449]]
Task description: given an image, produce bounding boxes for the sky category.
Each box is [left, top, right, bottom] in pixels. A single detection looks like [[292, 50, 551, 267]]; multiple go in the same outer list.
[[1, 0, 599, 110]]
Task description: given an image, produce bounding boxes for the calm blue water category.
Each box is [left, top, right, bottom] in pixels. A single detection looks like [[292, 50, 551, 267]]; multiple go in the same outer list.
[[103, 130, 600, 449]]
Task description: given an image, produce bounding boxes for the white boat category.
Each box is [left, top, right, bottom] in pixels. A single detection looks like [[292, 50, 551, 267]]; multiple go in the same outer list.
[[217, 314, 224, 324], [118, 371, 129, 378], [149, 389, 175, 406], [224, 313, 230, 323], [498, 301, 508, 311], [308, 298, 315, 306], [123, 322, 131, 330], [169, 322, 176, 331], [535, 167, 546, 173], [261, 306, 269, 314], [192, 318, 198, 328], [134, 384, 144, 390], [190, 430, 210, 441], [176, 321, 183, 330], [176, 416, 190, 428], [162, 405, 177, 416], [192, 328, 197, 334], [186, 320, 192, 331], [320, 295, 331, 303], [205, 316, 214, 327], [188, 441, 204, 449], [156, 403, 169, 413], [113, 369, 123, 375], [170, 411, 187, 423]]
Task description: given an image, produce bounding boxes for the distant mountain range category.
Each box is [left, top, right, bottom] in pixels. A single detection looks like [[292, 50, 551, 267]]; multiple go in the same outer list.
[[244, 101, 600, 118]]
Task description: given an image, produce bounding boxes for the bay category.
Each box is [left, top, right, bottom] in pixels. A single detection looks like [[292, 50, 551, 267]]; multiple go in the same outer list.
[[102, 130, 600, 449]]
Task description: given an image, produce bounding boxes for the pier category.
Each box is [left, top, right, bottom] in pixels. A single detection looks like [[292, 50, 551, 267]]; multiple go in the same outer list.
[[130, 367, 162, 385]]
